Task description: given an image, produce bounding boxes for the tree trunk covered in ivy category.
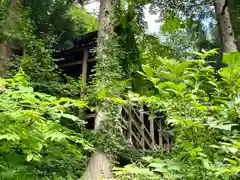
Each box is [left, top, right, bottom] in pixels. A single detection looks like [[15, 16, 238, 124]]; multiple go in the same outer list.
[[0, 42, 7, 76], [0, 0, 18, 76], [83, 0, 117, 179], [213, 0, 238, 53]]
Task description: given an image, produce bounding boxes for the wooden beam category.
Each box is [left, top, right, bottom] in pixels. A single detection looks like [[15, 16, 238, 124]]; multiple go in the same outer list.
[[82, 48, 89, 83], [139, 104, 145, 149], [128, 108, 132, 144], [150, 116, 154, 147], [86, 113, 96, 119], [130, 129, 145, 150], [58, 58, 96, 68], [158, 119, 163, 149]]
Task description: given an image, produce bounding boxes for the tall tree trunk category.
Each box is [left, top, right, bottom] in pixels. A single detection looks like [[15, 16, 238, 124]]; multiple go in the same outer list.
[[83, 0, 116, 179], [0, 0, 18, 76], [213, 0, 238, 53], [0, 42, 7, 76]]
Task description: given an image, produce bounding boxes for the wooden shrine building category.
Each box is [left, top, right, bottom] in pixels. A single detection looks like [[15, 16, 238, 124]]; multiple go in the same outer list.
[[53, 31, 172, 153]]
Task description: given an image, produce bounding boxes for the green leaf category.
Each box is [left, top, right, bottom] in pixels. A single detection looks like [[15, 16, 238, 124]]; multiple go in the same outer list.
[[194, 147, 203, 152], [227, 147, 238, 154], [148, 162, 166, 168], [142, 156, 153, 162], [18, 86, 33, 92], [224, 158, 238, 166], [0, 134, 20, 141], [153, 167, 168, 173], [44, 131, 67, 142], [183, 140, 192, 149], [26, 154, 33, 162], [67, 174, 74, 180], [167, 164, 181, 171], [215, 123, 238, 131], [201, 159, 211, 169], [61, 113, 80, 122], [142, 64, 153, 77], [223, 52, 240, 65]]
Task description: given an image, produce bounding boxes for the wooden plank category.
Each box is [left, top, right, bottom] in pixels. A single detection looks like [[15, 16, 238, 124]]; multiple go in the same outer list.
[[58, 58, 95, 68], [86, 113, 96, 119], [82, 48, 89, 83], [158, 119, 163, 149], [130, 128, 145, 150], [132, 108, 141, 121], [139, 104, 145, 149], [149, 116, 154, 147], [166, 135, 171, 153], [128, 108, 132, 144]]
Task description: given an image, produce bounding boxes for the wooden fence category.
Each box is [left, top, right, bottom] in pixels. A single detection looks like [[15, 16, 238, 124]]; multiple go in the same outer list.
[[122, 105, 172, 153]]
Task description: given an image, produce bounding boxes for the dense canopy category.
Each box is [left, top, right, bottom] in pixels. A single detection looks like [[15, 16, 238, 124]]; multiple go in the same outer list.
[[0, 0, 239, 179]]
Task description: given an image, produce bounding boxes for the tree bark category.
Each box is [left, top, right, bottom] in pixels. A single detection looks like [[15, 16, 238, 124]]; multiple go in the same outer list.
[[0, 42, 8, 76], [213, 0, 238, 53], [0, 0, 18, 76], [83, 0, 116, 179]]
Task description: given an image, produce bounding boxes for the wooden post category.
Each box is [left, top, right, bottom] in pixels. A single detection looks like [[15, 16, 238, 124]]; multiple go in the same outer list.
[[82, 48, 88, 83], [79, 48, 88, 130], [140, 104, 145, 149], [167, 134, 171, 153], [128, 108, 132, 144], [159, 119, 163, 150], [149, 115, 154, 148]]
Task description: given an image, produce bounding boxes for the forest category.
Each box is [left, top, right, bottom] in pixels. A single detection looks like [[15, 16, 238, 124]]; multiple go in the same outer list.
[[0, 0, 240, 179]]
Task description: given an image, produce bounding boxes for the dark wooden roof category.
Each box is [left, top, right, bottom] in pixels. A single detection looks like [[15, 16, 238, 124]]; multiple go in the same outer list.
[[53, 30, 97, 58], [53, 25, 124, 59]]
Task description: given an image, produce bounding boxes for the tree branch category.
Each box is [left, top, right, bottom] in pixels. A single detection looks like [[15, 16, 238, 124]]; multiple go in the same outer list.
[[221, 0, 228, 15]]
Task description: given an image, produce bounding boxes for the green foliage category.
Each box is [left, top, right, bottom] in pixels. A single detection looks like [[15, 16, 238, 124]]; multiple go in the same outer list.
[[0, 0, 31, 42], [0, 72, 93, 179], [20, 0, 97, 49], [1, 0, 240, 179], [161, 13, 181, 34], [68, 5, 98, 36], [113, 164, 160, 180], [115, 50, 240, 179]]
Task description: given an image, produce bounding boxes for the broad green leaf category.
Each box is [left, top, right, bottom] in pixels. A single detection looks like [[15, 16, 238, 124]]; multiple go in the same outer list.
[[148, 162, 166, 169], [183, 140, 192, 149], [142, 156, 153, 162], [153, 167, 168, 173], [224, 158, 238, 166], [0, 134, 20, 141], [223, 52, 240, 65], [61, 113, 80, 122], [220, 67, 231, 79], [18, 86, 33, 92], [227, 147, 238, 154], [201, 159, 211, 169], [67, 174, 74, 180], [26, 154, 33, 162], [142, 64, 153, 77], [167, 164, 181, 171], [194, 147, 203, 152], [215, 123, 237, 131]]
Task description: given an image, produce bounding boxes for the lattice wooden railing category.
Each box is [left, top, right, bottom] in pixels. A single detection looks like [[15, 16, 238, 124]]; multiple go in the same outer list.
[[84, 105, 172, 153], [122, 105, 172, 153]]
